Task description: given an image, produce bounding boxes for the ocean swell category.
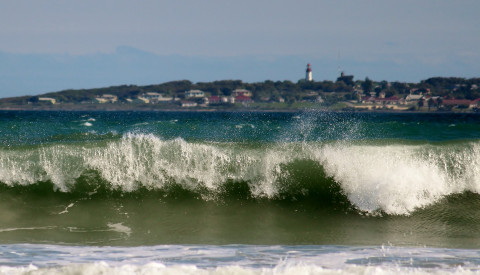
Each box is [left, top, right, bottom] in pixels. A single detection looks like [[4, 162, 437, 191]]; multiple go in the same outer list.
[[0, 134, 479, 215]]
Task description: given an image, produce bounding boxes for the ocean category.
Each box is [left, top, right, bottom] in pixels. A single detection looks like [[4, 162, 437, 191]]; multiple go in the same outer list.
[[1, 110, 480, 274]]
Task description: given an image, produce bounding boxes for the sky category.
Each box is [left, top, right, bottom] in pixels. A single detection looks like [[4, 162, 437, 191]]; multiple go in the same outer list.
[[0, 0, 479, 97]]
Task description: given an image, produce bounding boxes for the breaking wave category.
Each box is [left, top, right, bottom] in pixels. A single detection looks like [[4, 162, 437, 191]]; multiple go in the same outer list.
[[0, 133, 479, 215]]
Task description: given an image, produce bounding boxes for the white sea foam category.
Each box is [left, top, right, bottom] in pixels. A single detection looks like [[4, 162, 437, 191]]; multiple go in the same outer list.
[[235, 124, 255, 129], [1, 244, 480, 275], [0, 226, 56, 233], [58, 203, 75, 215], [7, 263, 472, 275], [317, 141, 480, 214], [0, 134, 479, 215], [107, 222, 132, 236], [315, 143, 452, 215]]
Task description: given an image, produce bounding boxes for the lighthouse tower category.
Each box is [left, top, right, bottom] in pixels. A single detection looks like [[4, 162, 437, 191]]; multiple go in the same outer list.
[[305, 63, 313, 81]]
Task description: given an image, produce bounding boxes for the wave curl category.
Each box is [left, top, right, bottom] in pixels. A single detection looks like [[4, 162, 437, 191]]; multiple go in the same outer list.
[[1, 134, 479, 215]]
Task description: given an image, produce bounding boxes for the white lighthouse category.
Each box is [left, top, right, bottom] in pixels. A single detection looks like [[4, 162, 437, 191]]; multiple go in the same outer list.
[[305, 63, 312, 81]]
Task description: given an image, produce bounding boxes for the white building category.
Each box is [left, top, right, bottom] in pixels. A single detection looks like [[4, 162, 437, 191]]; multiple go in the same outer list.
[[185, 90, 205, 98], [38, 97, 56, 104], [221, 96, 235, 104], [405, 94, 424, 102], [95, 94, 117, 103], [232, 89, 252, 97], [143, 92, 173, 102]]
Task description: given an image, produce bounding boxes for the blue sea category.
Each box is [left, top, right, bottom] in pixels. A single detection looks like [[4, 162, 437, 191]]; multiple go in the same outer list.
[[1, 110, 480, 274]]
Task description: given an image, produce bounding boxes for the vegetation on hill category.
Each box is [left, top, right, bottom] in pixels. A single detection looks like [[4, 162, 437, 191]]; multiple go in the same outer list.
[[1, 76, 480, 110]]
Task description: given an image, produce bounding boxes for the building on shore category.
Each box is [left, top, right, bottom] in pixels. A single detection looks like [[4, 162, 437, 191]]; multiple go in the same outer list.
[[38, 97, 56, 104], [235, 95, 253, 103], [305, 64, 312, 82], [143, 92, 173, 102], [95, 94, 117, 104], [232, 89, 252, 97], [185, 90, 205, 98]]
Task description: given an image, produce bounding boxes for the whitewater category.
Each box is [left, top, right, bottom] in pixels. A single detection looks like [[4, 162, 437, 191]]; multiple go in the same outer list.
[[1, 110, 480, 274], [1, 134, 479, 215]]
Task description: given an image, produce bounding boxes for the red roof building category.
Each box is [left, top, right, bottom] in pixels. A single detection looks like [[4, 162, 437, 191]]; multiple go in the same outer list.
[[235, 95, 253, 103], [442, 99, 473, 106], [208, 96, 221, 104]]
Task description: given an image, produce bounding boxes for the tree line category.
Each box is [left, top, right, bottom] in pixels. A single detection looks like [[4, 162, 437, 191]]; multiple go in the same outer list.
[[2, 76, 480, 106]]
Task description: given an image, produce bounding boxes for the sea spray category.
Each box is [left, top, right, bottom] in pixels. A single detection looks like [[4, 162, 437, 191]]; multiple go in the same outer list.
[[0, 133, 479, 215], [3, 111, 480, 251], [316, 143, 450, 215]]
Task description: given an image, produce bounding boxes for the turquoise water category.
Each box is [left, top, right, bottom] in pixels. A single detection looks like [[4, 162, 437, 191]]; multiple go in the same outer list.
[[1, 111, 480, 274]]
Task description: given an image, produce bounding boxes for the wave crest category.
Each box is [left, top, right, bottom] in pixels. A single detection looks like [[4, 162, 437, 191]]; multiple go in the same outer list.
[[1, 134, 480, 215]]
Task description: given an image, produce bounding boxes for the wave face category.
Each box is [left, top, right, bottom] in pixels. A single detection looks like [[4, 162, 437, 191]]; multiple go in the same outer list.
[[1, 133, 480, 215], [2, 111, 480, 247]]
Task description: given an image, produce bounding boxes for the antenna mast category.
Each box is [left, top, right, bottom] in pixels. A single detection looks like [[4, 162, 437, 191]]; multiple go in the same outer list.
[[337, 51, 341, 77]]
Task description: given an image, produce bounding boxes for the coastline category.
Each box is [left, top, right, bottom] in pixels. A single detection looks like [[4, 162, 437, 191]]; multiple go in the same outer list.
[[0, 104, 475, 114]]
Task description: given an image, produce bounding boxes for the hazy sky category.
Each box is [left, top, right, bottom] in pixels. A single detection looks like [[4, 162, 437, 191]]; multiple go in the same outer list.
[[0, 0, 479, 96]]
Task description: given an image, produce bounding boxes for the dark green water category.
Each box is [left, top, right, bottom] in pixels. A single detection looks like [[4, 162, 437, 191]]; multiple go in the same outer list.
[[1, 111, 480, 248]]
